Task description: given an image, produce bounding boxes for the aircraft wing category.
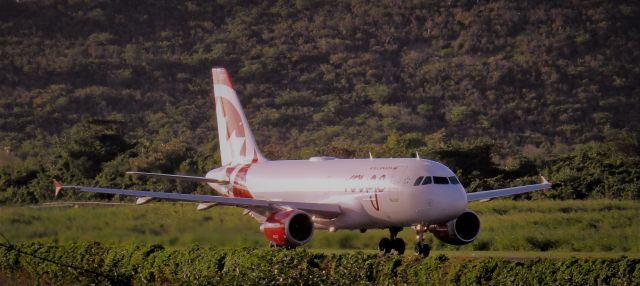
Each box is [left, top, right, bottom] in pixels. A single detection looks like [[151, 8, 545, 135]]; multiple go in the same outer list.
[[466, 176, 551, 202], [126, 171, 228, 185], [52, 180, 341, 219]]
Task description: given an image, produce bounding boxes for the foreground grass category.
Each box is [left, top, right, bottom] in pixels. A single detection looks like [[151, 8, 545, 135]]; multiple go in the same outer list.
[[0, 200, 638, 254], [1, 243, 638, 285]]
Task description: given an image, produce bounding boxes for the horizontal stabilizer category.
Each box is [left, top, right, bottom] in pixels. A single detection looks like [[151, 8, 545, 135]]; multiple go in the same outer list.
[[126, 172, 228, 185]]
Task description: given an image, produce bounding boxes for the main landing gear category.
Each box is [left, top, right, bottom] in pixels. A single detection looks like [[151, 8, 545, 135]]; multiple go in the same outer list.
[[378, 225, 431, 257], [378, 227, 405, 255]]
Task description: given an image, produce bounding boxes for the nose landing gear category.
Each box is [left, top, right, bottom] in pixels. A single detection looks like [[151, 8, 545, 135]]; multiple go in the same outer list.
[[378, 226, 405, 255], [413, 224, 431, 257]]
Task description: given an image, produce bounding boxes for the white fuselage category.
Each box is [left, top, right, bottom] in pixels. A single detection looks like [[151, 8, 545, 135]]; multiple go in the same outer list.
[[207, 157, 468, 230]]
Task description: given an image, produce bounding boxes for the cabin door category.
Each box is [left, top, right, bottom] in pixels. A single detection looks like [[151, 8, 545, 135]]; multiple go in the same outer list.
[[388, 166, 407, 202]]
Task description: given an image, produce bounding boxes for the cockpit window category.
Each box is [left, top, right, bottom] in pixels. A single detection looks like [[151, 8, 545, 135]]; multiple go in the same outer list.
[[449, 176, 460, 184], [414, 176, 424, 186], [421, 176, 432, 185], [433, 176, 449, 184]]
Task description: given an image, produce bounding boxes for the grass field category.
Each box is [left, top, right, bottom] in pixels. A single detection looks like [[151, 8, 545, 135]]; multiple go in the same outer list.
[[0, 199, 638, 256]]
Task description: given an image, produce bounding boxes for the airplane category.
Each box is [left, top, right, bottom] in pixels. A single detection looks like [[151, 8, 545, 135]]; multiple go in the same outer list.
[[53, 67, 552, 257]]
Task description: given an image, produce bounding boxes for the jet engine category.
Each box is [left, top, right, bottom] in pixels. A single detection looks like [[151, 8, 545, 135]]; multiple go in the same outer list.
[[429, 210, 480, 245], [260, 209, 314, 247]]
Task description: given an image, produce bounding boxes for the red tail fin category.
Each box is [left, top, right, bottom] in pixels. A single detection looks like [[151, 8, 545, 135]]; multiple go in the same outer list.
[[211, 68, 266, 166]]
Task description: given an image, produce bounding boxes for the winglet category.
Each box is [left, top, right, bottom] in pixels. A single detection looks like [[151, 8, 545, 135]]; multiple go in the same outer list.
[[53, 179, 63, 198], [541, 176, 551, 192], [541, 176, 549, 184]]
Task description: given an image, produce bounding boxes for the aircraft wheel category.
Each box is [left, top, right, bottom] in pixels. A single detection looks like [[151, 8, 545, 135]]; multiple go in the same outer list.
[[378, 237, 392, 254], [392, 238, 405, 255], [414, 243, 430, 257]]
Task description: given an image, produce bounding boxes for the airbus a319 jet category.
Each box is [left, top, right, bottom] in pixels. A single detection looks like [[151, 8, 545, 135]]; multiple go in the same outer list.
[[54, 68, 551, 256]]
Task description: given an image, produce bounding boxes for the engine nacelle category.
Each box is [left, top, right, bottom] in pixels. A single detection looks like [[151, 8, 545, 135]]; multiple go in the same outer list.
[[260, 210, 314, 247], [429, 210, 481, 245]]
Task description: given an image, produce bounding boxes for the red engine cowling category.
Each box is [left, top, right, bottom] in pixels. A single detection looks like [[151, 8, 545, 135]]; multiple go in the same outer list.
[[429, 210, 481, 245], [260, 210, 314, 247]]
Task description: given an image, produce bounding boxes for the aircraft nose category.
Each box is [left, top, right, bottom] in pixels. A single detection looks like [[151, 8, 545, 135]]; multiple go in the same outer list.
[[423, 185, 468, 222], [447, 185, 467, 210]]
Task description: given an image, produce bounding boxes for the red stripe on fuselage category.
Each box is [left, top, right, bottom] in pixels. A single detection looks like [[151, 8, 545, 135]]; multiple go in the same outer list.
[[232, 164, 253, 198], [251, 149, 259, 163]]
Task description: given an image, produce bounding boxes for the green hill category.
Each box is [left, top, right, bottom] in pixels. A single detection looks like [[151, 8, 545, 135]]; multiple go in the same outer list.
[[0, 0, 638, 203]]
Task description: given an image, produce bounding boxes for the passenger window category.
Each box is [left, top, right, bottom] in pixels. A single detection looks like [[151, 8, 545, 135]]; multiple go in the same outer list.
[[421, 176, 432, 185], [449, 176, 460, 184], [414, 176, 424, 186], [433, 176, 449, 184]]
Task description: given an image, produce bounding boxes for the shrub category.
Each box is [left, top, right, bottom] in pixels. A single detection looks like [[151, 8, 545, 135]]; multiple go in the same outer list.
[[1, 242, 638, 285]]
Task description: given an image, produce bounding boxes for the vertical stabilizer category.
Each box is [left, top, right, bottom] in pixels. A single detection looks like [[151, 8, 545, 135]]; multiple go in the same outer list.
[[211, 68, 267, 166]]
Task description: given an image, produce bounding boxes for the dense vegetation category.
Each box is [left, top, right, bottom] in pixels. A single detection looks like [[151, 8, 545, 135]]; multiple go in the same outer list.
[[1, 242, 638, 285], [2, 200, 638, 253], [1, 0, 639, 203]]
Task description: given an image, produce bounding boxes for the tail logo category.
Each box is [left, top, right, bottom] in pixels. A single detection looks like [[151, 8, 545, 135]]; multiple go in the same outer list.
[[219, 97, 248, 156]]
